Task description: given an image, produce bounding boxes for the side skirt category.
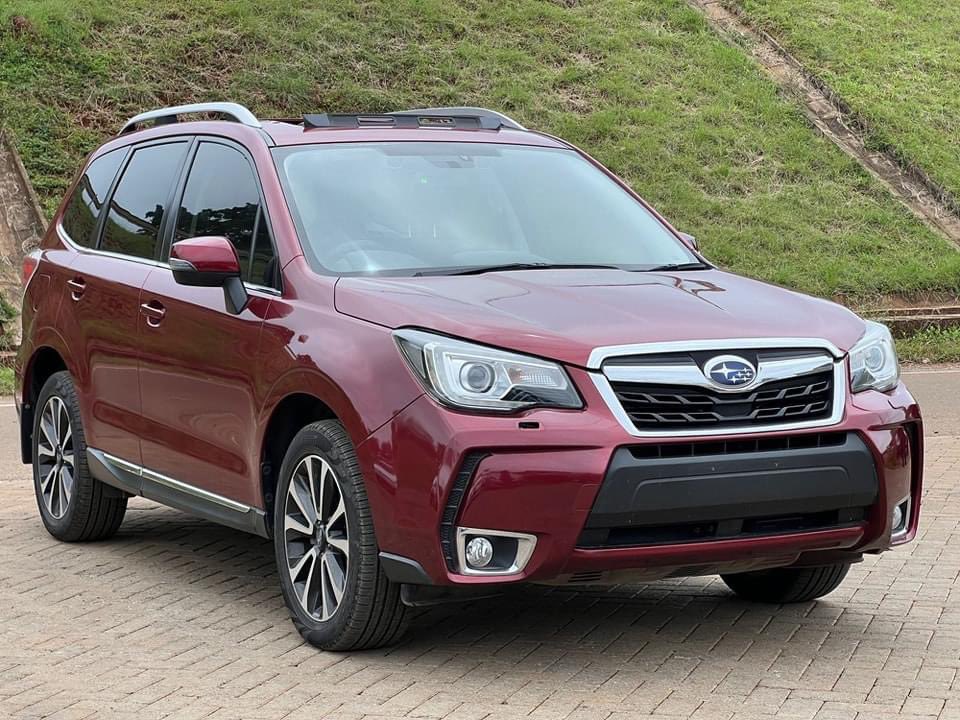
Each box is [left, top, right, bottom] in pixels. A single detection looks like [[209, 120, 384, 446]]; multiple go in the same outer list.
[[87, 447, 269, 537]]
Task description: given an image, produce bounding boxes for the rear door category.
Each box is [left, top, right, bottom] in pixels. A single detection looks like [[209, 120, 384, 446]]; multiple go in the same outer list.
[[136, 139, 278, 508], [57, 139, 189, 464]]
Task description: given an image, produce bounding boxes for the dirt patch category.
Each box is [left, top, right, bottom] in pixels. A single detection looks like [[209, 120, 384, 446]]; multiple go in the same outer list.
[[688, 0, 960, 248]]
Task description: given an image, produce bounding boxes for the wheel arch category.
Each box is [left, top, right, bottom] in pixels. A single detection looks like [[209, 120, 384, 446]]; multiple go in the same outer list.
[[258, 390, 341, 529], [20, 343, 72, 464]]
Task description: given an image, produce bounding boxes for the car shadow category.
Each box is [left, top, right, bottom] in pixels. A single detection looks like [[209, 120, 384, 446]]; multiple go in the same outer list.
[[113, 501, 874, 672]]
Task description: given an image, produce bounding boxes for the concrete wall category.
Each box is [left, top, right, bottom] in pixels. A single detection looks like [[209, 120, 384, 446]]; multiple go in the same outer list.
[[0, 131, 47, 342]]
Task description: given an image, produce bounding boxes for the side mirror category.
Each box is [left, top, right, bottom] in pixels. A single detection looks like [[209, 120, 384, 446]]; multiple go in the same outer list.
[[678, 232, 699, 252], [170, 236, 248, 314]]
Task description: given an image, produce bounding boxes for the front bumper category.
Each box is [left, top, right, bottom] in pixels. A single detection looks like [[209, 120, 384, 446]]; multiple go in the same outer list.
[[356, 367, 922, 587]]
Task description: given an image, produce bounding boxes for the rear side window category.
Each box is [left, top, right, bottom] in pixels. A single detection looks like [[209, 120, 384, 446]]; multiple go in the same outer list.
[[61, 149, 126, 247], [100, 142, 188, 260], [175, 142, 277, 286]]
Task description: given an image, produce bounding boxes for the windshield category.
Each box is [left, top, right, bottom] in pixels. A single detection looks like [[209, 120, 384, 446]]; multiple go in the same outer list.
[[274, 142, 699, 275]]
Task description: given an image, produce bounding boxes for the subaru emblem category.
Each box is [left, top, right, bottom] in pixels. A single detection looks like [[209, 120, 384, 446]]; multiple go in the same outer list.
[[704, 355, 757, 388]]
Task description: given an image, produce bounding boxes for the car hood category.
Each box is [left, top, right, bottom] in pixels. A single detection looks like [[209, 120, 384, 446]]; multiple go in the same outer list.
[[334, 269, 866, 368]]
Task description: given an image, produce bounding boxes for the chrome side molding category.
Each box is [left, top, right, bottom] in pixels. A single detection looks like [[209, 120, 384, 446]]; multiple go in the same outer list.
[[87, 447, 269, 537]]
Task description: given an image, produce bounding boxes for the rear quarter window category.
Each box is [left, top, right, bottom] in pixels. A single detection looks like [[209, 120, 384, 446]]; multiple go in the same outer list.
[[61, 148, 127, 247]]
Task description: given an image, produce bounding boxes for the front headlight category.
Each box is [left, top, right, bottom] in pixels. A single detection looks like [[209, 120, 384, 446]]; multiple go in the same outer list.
[[849, 320, 900, 393], [394, 329, 582, 412]]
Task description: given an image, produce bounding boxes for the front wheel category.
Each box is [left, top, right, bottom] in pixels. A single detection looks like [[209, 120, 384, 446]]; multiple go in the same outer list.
[[721, 562, 851, 604], [273, 420, 409, 651]]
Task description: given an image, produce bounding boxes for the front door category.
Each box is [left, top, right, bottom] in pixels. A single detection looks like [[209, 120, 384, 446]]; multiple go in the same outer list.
[[136, 139, 280, 509]]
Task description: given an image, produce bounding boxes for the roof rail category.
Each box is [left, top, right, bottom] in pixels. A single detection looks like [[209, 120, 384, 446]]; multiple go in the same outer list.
[[392, 107, 527, 131], [304, 112, 514, 131], [119, 102, 261, 135]]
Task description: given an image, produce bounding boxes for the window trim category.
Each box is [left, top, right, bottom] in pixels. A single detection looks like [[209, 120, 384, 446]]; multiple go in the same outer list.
[[56, 222, 170, 269], [163, 137, 282, 292], [94, 137, 193, 262]]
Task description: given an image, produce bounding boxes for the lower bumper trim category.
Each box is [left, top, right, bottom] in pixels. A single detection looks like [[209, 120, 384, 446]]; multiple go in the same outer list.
[[565, 525, 865, 575], [582, 432, 878, 548]]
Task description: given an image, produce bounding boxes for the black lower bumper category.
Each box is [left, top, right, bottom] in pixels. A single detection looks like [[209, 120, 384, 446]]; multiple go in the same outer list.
[[579, 432, 878, 548]]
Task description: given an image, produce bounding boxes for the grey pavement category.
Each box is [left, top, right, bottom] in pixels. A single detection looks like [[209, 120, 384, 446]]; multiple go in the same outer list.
[[0, 369, 956, 719]]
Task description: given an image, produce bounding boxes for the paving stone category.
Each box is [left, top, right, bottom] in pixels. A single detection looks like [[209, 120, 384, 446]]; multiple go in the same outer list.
[[0, 408, 956, 719]]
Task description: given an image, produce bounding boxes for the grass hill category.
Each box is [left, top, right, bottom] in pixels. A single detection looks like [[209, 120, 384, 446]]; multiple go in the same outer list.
[[2, 0, 958, 361]]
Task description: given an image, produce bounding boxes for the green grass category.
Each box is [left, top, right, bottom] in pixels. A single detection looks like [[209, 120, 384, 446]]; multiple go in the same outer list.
[[731, 0, 960, 202], [897, 327, 960, 365], [2, 0, 960, 303], [0, 368, 12, 395]]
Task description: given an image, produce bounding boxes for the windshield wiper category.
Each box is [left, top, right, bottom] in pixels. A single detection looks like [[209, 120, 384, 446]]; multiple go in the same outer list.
[[414, 263, 622, 277], [637, 262, 711, 272]]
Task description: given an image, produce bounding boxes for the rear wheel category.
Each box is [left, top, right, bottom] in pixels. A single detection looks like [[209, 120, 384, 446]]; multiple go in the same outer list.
[[273, 420, 409, 651], [32, 371, 127, 541], [721, 562, 851, 604]]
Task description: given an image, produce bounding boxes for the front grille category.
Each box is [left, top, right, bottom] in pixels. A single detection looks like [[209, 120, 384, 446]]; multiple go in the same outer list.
[[610, 369, 834, 431], [628, 431, 847, 460]]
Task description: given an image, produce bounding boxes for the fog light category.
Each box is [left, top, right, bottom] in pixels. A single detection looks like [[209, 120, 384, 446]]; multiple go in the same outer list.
[[892, 497, 910, 539], [892, 504, 904, 532], [456, 527, 537, 576], [465, 537, 494, 568]]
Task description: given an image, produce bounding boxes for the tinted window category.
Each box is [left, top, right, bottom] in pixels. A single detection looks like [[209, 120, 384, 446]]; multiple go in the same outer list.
[[175, 142, 276, 285], [61, 149, 126, 247], [101, 142, 187, 259]]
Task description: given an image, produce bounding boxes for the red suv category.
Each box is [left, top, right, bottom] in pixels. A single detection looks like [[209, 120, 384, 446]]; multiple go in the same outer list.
[[16, 103, 922, 651]]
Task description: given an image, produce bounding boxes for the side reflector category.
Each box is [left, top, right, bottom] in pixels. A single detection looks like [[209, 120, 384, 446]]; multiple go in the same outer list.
[[22, 249, 41, 287]]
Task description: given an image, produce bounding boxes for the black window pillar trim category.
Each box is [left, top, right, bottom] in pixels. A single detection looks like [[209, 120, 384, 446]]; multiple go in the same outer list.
[[156, 136, 198, 262]]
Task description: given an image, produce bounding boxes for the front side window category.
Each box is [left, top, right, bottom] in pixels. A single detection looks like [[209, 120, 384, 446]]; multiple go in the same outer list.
[[100, 142, 188, 259], [175, 142, 277, 286], [274, 142, 698, 275], [61, 148, 126, 247]]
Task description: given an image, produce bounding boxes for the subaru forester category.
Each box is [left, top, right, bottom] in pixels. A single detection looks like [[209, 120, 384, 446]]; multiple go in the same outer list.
[[16, 103, 922, 650]]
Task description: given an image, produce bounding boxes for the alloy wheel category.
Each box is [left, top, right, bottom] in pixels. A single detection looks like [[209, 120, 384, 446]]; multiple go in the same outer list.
[[283, 455, 350, 621], [36, 395, 75, 519]]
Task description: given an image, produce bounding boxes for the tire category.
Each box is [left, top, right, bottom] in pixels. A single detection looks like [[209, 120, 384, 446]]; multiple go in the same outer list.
[[32, 371, 127, 541], [273, 420, 409, 651], [721, 562, 851, 604]]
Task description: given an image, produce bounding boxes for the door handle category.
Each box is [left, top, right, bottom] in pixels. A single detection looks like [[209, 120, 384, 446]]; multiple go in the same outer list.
[[67, 277, 86, 301], [140, 301, 166, 327]]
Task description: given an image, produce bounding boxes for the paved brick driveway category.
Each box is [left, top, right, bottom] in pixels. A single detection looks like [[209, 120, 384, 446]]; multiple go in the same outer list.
[[0, 370, 957, 720]]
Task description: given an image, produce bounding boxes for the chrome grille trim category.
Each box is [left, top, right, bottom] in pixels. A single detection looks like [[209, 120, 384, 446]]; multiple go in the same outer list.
[[586, 337, 844, 369], [603, 354, 833, 394], [591, 339, 847, 438]]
